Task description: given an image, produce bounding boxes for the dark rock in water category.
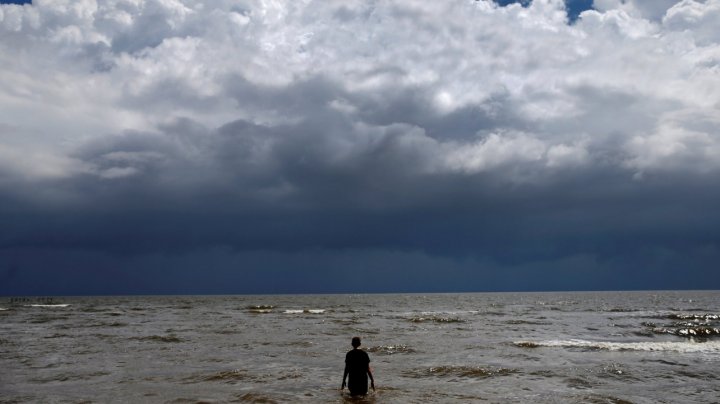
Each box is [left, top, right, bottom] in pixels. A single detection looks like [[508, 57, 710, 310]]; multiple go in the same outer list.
[[514, 341, 541, 348], [246, 305, 275, 313]]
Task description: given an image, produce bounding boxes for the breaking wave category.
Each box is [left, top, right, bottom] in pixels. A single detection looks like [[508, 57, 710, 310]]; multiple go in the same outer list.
[[665, 314, 719, 321], [27, 304, 70, 308], [652, 326, 720, 338], [283, 309, 326, 314], [644, 313, 720, 339], [514, 339, 720, 353]]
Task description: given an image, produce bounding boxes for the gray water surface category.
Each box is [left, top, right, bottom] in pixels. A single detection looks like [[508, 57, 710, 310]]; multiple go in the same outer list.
[[2, 291, 719, 403]]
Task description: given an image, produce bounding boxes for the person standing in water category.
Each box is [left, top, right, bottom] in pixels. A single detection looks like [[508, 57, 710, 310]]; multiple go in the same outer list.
[[341, 336, 375, 396]]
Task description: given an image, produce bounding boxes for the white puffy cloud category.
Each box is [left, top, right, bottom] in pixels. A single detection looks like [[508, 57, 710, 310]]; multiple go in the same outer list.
[[625, 108, 720, 174], [593, 0, 681, 20], [444, 132, 546, 174], [664, 0, 720, 45], [0, 0, 719, 194], [0, 143, 90, 181]]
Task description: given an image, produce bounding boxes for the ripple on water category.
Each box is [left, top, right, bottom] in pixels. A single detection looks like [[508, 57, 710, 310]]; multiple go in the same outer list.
[[577, 393, 635, 404], [130, 335, 182, 343], [676, 369, 720, 380], [565, 376, 594, 389], [527, 369, 561, 379], [403, 365, 517, 379], [351, 327, 380, 335], [234, 392, 280, 403], [407, 316, 465, 324], [105, 311, 124, 317], [29, 315, 71, 324], [366, 344, 416, 355], [185, 368, 282, 385], [88, 321, 128, 328], [197, 369, 253, 383], [166, 398, 226, 404], [31, 371, 111, 383], [597, 363, 633, 380], [214, 328, 241, 335], [506, 319, 552, 325], [43, 333, 71, 339]]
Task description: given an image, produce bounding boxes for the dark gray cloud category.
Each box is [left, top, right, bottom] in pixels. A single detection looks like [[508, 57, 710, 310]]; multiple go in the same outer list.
[[1, 0, 720, 294]]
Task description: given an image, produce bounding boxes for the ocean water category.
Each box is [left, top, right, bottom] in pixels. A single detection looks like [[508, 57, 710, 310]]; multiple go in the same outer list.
[[1, 291, 719, 403]]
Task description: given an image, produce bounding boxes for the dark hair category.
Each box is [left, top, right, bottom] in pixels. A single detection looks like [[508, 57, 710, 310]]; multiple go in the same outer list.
[[351, 336, 361, 347]]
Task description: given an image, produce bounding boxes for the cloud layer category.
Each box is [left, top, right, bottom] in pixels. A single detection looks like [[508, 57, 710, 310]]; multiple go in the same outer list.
[[2, 0, 720, 293]]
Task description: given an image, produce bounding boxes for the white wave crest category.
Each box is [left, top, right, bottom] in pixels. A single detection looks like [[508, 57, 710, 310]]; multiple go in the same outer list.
[[283, 309, 325, 314], [418, 310, 480, 315], [515, 339, 720, 354], [27, 304, 70, 308]]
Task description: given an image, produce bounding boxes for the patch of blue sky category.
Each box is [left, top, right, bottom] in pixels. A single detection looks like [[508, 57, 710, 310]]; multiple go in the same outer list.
[[494, 0, 594, 23]]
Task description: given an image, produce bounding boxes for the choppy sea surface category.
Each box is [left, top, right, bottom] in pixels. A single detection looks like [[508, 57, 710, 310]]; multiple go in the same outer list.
[[1, 291, 720, 403]]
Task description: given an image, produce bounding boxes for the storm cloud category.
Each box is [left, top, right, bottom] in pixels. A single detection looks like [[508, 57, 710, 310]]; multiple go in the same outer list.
[[1, 0, 720, 294]]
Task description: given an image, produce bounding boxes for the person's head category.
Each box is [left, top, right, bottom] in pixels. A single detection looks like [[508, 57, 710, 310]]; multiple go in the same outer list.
[[351, 336, 361, 348]]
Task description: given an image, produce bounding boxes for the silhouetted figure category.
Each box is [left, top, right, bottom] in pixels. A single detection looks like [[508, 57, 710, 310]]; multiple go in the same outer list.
[[341, 336, 375, 396]]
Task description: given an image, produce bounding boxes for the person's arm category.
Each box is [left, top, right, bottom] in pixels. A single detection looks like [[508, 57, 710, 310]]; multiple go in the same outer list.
[[341, 364, 348, 390], [368, 365, 375, 391]]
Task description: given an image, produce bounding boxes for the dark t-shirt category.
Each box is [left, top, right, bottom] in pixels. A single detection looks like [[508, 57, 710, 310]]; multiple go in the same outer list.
[[345, 348, 370, 395]]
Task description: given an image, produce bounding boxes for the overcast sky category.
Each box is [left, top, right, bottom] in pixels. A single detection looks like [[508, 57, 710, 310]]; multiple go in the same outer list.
[[1, 0, 719, 295]]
